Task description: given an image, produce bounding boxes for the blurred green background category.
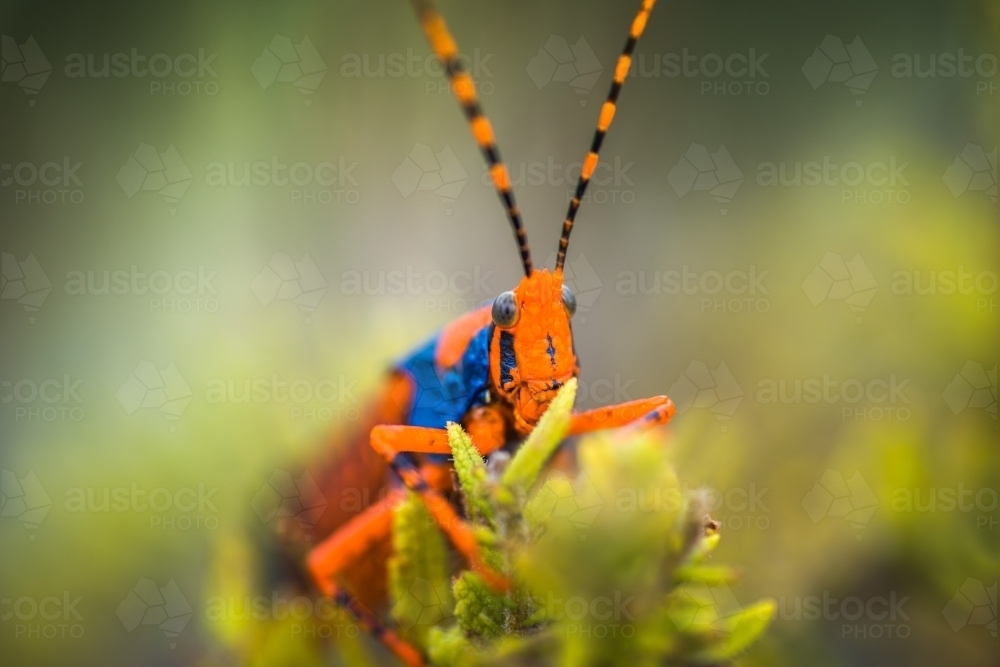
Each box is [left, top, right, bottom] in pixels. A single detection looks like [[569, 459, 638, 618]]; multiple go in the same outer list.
[[1, 0, 997, 665]]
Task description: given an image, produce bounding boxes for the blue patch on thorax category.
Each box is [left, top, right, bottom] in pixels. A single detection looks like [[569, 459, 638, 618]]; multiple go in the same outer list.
[[395, 324, 491, 429]]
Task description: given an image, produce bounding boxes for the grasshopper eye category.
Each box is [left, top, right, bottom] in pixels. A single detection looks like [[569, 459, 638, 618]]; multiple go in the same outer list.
[[492, 291, 518, 327], [561, 284, 577, 317]]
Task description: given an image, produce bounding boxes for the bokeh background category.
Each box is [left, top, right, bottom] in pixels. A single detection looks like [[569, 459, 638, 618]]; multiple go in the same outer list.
[[1, 0, 997, 665]]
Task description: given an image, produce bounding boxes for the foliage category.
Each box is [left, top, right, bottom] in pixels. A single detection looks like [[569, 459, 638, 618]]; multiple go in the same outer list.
[[387, 379, 775, 666], [389, 491, 455, 646]]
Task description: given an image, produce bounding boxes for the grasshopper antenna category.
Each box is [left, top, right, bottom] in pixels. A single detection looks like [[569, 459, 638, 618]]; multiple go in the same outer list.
[[555, 0, 656, 272], [411, 0, 533, 276]]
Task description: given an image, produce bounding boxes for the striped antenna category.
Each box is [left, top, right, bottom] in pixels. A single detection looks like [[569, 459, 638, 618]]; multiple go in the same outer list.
[[555, 0, 656, 272], [411, 0, 533, 276]]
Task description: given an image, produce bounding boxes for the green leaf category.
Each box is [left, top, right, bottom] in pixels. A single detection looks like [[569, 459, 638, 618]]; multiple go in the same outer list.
[[675, 565, 739, 586], [523, 475, 574, 535], [498, 378, 577, 507], [447, 422, 495, 526], [389, 492, 454, 647], [523, 473, 603, 539], [453, 571, 509, 639], [698, 599, 776, 661], [427, 626, 475, 667], [687, 532, 721, 564]]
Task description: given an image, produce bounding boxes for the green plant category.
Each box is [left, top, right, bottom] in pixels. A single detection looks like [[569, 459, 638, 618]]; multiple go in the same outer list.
[[387, 379, 775, 666]]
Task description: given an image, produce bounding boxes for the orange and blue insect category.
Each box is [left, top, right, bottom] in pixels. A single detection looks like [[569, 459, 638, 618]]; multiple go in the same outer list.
[[301, 1, 670, 664]]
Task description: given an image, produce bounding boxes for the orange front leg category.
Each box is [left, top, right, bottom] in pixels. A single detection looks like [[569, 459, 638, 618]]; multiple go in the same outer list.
[[306, 490, 424, 667], [369, 404, 507, 460], [569, 395, 675, 435], [309, 490, 405, 596], [370, 422, 510, 592]]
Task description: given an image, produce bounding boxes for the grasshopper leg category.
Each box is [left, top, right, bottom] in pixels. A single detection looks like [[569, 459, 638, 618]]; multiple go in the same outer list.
[[569, 395, 676, 435], [370, 424, 510, 592], [306, 490, 425, 666]]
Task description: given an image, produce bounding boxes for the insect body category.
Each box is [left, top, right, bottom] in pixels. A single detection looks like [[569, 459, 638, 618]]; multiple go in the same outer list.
[[304, 1, 669, 664]]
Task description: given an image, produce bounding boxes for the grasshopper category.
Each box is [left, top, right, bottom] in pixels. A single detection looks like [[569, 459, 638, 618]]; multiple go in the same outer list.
[[303, 1, 671, 663]]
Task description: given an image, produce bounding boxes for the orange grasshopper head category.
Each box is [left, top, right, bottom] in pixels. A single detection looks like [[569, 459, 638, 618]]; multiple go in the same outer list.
[[437, 0, 644, 435], [488, 268, 579, 435]]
